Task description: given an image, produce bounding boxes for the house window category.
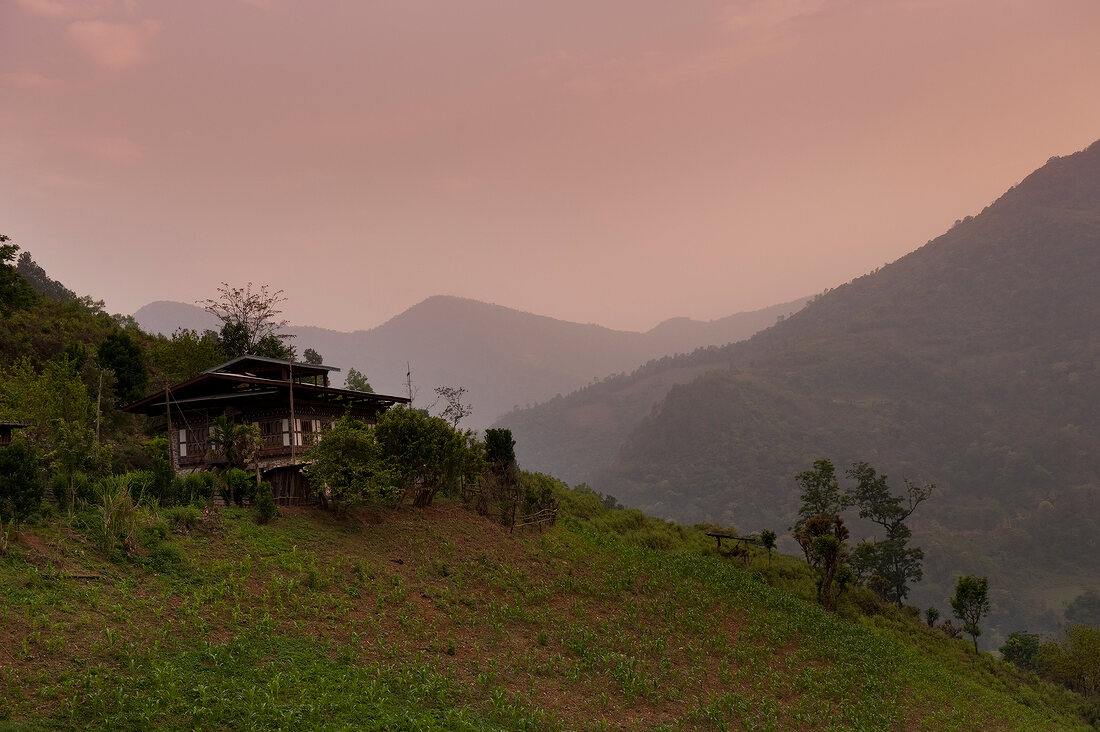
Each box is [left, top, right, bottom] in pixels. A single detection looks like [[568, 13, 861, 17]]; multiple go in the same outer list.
[[179, 428, 187, 458]]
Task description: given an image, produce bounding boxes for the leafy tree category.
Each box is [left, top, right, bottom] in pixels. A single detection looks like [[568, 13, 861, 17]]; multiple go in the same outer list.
[[208, 417, 262, 472], [434, 385, 473, 428], [845, 463, 932, 540], [303, 415, 393, 511], [844, 462, 932, 607], [344, 367, 374, 393], [484, 428, 517, 475], [374, 407, 482, 508], [0, 439, 44, 521], [148, 328, 225, 384], [97, 329, 149, 403], [1038, 624, 1100, 697], [0, 235, 37, 316], [481, 428, 519, 520], [302, 348, 323, 365], [1064, 589, 1100, 626], [1000, 631, 1040, 671], [925, 606, 940, 628], [792, 459, 846, 541], [760, 529, 777, 562], [796, 513, 850, 611], [950, 575, 991, 652], [200, 282, 295, 359], [50, 418, 110, 512], [0, 357, 94, 447]]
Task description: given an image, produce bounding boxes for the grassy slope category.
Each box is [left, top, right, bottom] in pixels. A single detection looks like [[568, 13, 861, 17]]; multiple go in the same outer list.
[[0, 502, 1087, 731]]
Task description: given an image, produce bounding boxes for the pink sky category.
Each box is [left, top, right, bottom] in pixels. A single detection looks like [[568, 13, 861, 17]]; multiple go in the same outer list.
[[3, 0, 1100, 332]]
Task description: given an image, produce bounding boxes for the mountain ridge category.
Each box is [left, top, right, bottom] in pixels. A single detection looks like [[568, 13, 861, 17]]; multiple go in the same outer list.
[[134, 294, 809, 429], [497, 138, 1100, 639]]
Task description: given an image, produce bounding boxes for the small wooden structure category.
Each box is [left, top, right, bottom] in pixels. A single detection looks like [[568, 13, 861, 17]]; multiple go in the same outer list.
[[123, 355, 410, 505], [0, 422, 28, 448], [706, 532, 761, 564]]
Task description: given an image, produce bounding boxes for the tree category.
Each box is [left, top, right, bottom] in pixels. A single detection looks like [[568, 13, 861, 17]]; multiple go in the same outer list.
[[434, 385, 473, 428], [925, 606, 939, 628], [845, 462, 932, 540], [482, 428, 519, 520], [1065, 589, 1100, 626], [484, 428, 517, 475], [1000, 631, 1040, 671], [0, 439, 44, 521], [844, 462, 932, 607], [760, 529, 777, 562], [950, 575, 991, 652], [1038, 624, 1100, 697], [796, 513, 850, 612], [373, 407, 482, 508], [344, 367, 374, 393], [148, 328, 224, 384], [50, 418, 110, 513], [792, 459, 847, 541], [208, 416, 262, 472], [0, 357, 94, 447], [200, 282, 295, 359], [302, 415, 393, 511], [302, 348, 323, 365], [208, 416, 263, 504], [97, 329, 149, 403], [0, 235, 37, 316]]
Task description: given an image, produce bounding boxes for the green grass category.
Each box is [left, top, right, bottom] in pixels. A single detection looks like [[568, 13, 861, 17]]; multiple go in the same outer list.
[[0, 500, 1089, 730]]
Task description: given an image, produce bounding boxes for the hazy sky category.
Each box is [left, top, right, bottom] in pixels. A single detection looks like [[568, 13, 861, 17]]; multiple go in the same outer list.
[[4, 0, 1100, 332]]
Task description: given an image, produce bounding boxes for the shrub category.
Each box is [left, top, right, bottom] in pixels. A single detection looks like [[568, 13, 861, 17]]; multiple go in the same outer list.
[[175, 471, 215, 505], [255, 481, 277, 524], [0, 439, 44, 521], [220, 468, 255, 506], [162, 505, 202, 532], [83, 474, 138, 553], [51, 471, 93, 510]]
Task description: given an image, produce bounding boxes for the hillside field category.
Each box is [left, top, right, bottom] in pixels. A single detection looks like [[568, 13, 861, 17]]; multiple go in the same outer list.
[[0, 496, 1088, 731]]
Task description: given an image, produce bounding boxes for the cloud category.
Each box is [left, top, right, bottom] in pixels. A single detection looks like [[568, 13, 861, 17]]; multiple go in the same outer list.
[[722, 0, 834, 34], [0, 71, 63, 89], [66, 19, 163, 70], [65, 133, 145, 164], [13, 0, 123, 19]]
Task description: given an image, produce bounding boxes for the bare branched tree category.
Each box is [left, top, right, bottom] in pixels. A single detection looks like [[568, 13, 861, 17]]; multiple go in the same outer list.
[[199, 282, 295, 358]]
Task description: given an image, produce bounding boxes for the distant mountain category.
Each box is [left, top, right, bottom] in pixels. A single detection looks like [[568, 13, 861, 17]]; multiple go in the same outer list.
[[509, 139, 1100, 639], [134, 295, 807, 429]]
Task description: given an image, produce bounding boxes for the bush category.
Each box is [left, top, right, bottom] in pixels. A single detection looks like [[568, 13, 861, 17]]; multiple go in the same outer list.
[[51, 471, 94, 511], [141, 542, 184, 574], [255, 481, 277, 524], [162, 505, 202, 532], [175, 471, 215, 506], [0, 439, 44, 521], [220, 468, 255, 506], [81, 474, 138, 553], [124, 469, 157, 506]]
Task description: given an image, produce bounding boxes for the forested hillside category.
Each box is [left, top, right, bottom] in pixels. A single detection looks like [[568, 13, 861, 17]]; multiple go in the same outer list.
[[503, 140, 1100, 641]]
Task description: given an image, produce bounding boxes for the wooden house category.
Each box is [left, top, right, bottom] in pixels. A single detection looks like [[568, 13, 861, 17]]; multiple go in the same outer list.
[[123, 355, 410, 504]]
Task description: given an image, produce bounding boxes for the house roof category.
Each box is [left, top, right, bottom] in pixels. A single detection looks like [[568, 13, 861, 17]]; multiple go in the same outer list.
[[203, 354, 339, 380], [122, 355, 409, 416]]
